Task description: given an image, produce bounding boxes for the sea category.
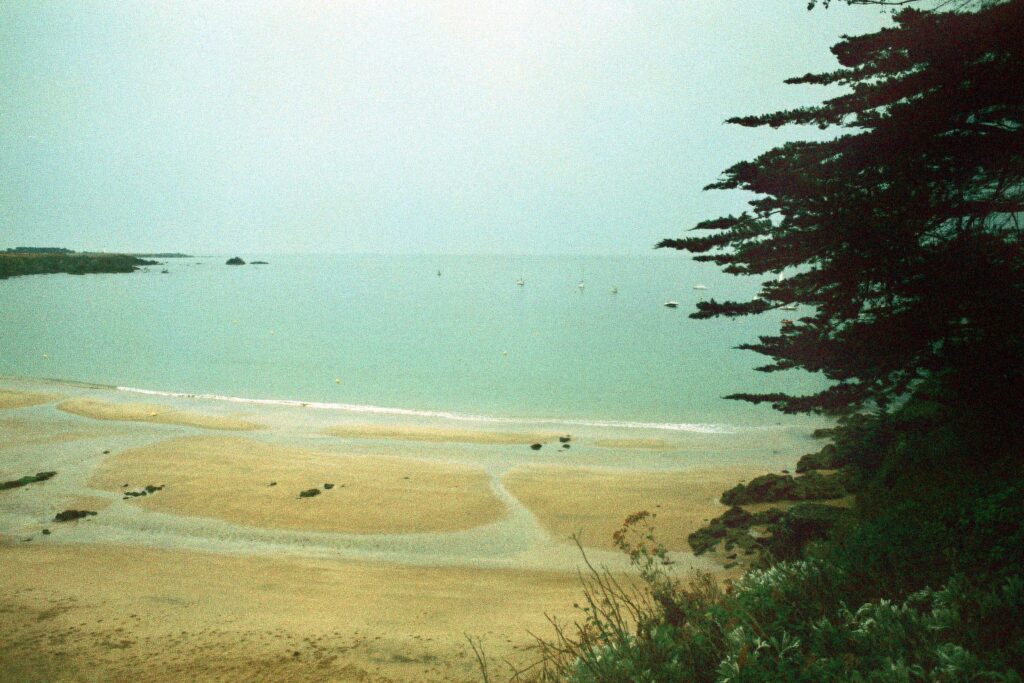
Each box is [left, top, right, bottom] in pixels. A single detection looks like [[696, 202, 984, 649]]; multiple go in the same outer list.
[[0, 254, 825, 433]]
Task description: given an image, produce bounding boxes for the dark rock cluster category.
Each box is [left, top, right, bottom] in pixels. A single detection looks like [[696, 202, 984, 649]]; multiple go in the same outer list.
[[123, 484, 164, 499], [54, 510, 97, 523], [720, 470, 848, 506], [688, 503, 850, 562], [0, 471, 56, 491], [795, 444, 849, 473]]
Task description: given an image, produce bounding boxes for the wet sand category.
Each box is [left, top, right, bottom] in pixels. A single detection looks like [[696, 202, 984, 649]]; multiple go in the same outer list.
[[0, 389, 59, 410], [0, 377, 817, 682], [593, 437, 674, 450], [57, 398, 263, 431], [325, 423, 559, 445]]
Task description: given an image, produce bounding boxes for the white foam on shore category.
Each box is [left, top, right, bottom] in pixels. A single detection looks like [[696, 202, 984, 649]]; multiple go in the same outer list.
[[115, 385, 740, 434]]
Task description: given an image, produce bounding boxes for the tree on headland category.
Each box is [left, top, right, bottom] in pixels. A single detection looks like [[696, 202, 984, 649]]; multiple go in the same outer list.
[[659, 0, 1024, 415]]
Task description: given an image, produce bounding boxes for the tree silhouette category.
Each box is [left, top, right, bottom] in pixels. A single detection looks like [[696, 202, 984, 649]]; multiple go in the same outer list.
[[659, 1, 1024, 414]]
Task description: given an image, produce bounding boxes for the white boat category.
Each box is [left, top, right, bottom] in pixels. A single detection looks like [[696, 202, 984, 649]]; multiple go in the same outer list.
[[577, 280, 585, 290], [516, 278, 525, 286], [664, 301, 679, 308], [610, 286, 618, 294], [693, 284, 707, 290], [782, 303, 798, 311]]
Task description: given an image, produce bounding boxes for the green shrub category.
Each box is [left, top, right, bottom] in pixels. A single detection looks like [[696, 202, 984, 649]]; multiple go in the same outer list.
[[500, 387, 1024, 682], [519, 557, 1024, 682]]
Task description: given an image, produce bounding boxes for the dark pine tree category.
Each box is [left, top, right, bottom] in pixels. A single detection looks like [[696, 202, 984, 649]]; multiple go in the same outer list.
[[659, 1, 1024, 415]]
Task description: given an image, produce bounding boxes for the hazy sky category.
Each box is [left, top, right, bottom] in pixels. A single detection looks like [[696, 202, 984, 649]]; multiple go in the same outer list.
[[0, 1, 891, 255]]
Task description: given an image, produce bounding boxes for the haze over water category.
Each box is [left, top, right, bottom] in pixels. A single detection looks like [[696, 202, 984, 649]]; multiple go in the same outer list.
[[0, 255, 823, 430]]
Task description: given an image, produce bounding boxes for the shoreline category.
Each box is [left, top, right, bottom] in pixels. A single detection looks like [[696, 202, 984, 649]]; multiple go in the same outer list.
[[1, 376, 817, 681], [2, 373, 825, 436]]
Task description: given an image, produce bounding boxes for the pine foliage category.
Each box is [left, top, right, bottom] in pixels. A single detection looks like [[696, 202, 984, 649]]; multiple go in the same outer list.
[[659, 1, 1024, 413]]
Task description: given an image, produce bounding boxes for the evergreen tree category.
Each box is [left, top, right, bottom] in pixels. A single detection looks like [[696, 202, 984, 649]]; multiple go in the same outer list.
[[659, 1, 1024, 414]]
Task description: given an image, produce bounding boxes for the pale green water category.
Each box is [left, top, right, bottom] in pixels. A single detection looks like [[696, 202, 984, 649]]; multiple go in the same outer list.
[[0, 255, 824, 430]]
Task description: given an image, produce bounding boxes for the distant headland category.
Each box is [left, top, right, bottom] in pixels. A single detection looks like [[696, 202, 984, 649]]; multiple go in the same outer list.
[[0, 247, 190, 280]]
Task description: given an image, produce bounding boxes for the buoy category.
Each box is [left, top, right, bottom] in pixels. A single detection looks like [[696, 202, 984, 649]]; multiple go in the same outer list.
[[335, 378, 341, 384]]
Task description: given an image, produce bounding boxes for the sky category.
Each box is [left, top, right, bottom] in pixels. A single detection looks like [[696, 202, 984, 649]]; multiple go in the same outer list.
[[0, 1, 892, 255]]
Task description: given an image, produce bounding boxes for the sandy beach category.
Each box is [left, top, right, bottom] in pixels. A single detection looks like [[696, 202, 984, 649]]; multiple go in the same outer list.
[[58, 398, 264, 431], [0, 378, 815, 681]]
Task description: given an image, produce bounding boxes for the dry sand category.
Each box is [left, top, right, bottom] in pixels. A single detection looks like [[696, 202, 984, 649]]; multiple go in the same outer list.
[[0, 543, 581, 683], [325, 423, 559, 445], [89, 436, 507, 534], [503, 465, 759, 551], [58, 398, 262, 431], [0, 389, 59, 410]]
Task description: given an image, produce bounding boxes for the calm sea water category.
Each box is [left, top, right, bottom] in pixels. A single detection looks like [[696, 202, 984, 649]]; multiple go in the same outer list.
[[0, 255, 824, 430]]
